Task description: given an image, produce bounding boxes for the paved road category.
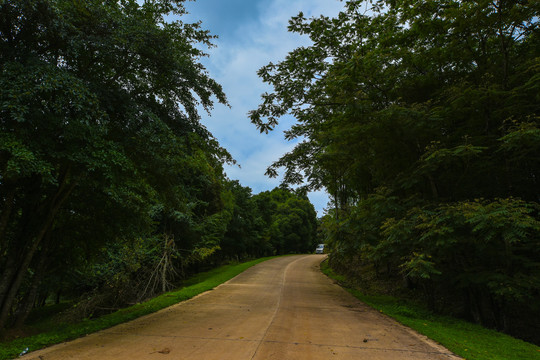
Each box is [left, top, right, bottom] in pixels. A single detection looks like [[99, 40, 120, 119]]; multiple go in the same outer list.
[[22, 255, 460, 359]]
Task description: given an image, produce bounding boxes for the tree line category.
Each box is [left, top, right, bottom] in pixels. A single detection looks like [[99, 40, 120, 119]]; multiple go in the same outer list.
[[0, 0, 318, 333], [251, 0, 540, 343]]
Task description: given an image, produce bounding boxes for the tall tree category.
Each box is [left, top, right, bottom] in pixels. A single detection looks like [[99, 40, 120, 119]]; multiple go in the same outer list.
[[253, 188, 318, 255], [0, 0, 227, 329], [251, 0, 540, 339]]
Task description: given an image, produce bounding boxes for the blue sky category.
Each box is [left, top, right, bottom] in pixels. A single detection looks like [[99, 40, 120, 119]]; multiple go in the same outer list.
[[182, 0, 343, 215]]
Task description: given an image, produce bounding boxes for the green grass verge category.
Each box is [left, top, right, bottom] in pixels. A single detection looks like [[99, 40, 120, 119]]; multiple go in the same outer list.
[[0, 257, 276, 360], [320, 261, 540, 360]]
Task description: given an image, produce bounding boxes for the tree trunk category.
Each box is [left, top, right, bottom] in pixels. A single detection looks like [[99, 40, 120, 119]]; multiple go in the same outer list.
[[14, 275, 43, 328], [466, 287, 482, 324], [0, 256, 19, 309], [161, 255, 168, 293], [14, 234, 51, 329], [0, 175, 77, 330], [0, 176, 43, 309], [0, 230, 47, 328]]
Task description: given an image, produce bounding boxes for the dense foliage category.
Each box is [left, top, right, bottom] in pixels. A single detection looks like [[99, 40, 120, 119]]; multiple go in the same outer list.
[[0, 0, 318, 333], [253, 187, 318, 255], [221, 184, 318, 259], [252, 0, 540, 342]]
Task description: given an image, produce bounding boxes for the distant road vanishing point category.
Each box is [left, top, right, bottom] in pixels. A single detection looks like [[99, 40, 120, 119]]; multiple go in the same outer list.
[[21, 255, 461, 360]]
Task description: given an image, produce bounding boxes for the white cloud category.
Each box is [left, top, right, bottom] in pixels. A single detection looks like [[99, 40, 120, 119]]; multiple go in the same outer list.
[[195, 0, 342, 215]]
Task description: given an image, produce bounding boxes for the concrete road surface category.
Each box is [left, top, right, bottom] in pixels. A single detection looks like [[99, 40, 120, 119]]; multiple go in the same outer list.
[[21, 255, 461, 360]]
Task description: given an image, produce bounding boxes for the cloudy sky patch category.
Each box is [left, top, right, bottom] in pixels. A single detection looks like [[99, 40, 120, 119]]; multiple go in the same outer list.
[[183, 0, 343, 215]]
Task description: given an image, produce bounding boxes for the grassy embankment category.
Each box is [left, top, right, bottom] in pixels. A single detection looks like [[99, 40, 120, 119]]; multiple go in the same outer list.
[[0, 257, 276, 360], [320, 260, 540, 360]]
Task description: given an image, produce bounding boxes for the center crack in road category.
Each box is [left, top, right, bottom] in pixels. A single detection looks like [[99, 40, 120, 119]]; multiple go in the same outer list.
[[249, 256, 302, 360]]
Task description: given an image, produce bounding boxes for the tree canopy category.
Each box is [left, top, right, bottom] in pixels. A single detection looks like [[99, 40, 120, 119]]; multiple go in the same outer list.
[[251, 0, 540, 342], [0, 0, 321, 333]]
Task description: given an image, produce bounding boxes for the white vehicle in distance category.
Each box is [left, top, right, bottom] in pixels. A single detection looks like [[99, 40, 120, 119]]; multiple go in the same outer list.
[[315, 244, 325, 254]]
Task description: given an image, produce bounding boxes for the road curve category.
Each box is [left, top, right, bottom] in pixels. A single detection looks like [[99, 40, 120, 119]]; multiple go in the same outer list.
[[21, 255, 461, 360]]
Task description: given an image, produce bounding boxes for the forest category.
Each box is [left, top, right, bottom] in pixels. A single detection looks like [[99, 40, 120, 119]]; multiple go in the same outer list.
[[0, 0, 318, 334], [251, 0, 540, 343], [1, 0, 539, 350]]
